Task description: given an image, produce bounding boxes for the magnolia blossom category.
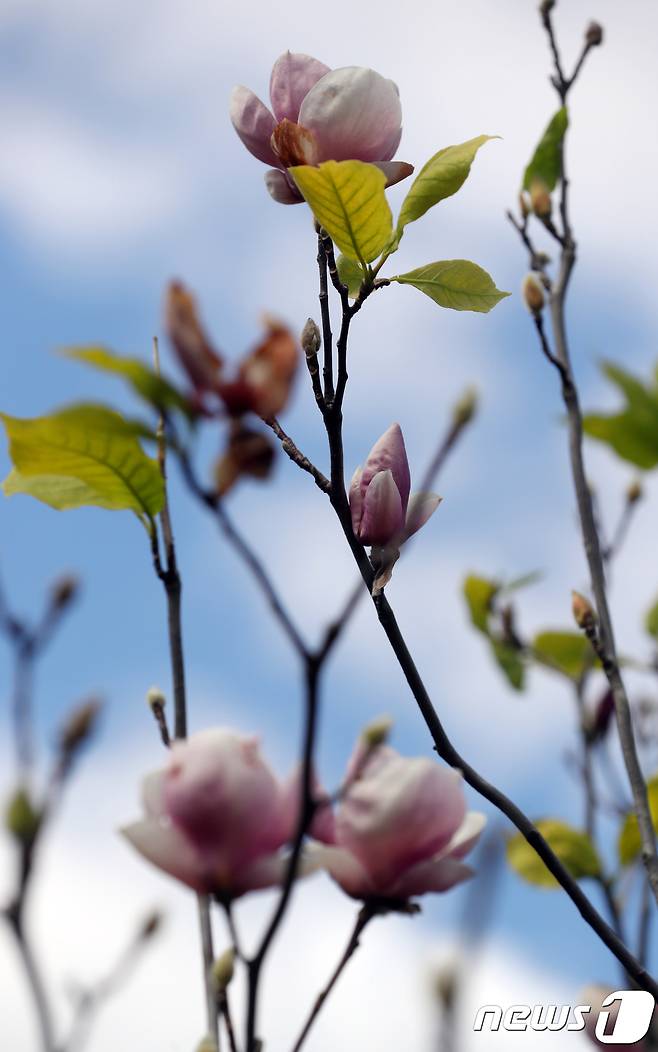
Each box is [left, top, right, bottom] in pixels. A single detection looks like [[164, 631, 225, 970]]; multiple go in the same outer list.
[[230, 51, 413, 204], [349, 423, 441, 548], [315, 739, 485, 901], [121, 729, 322, 899]]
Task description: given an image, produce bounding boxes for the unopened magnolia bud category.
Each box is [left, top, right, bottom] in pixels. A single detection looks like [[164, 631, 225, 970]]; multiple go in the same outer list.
[[50, 573, 80, 611], [585, 20, 603, 46], [572, 590, 596, 629], [530, 178, 552, 218], [453, 387, 478, 427], [522, 273, 545, 314], [139, 910, 164, 940], [627, 479, 643, 504], [6, 787, 40, 844], [147, 687, 166, 711], [59, 698, 102, 755], [518, 191, 530, 220], [361, 715, 393, 749], [212, 948, 235, 993], [301, 318, 321, 358]]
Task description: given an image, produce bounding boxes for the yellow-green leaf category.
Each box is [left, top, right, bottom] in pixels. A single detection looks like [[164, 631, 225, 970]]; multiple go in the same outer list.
[[336, 254, 366, 300], [583, 361, 658, 469], [1, 404, 164, 518], [291, 161, 393, 265], [523, 108, 568, 193], [396, 135, 497, 240], [392, 260, 509, 313], [507, 819, 601, 888], [645, 596, 658, 639], [463, 574, 499, 633], [618, 775, 658, 866], [532, 630, 591, 679], [63, 346, 192, 417]]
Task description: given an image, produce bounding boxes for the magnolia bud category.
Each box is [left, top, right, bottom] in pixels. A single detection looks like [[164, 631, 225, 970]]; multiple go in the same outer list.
[[50, 573, 80, 611], [361, 715, 394, 749], [572, 590, 596, 629], [585, 21, 603, 46], [627, 479, 643, 504], [530, 178, 552, 218], [147, 686, 166, 711], [518, 191, 530, 220], [452, 387, 478, 427], [59, 698, 102, 756], [195, 1038, 218, 1052], [522, 273, 545, 314], [301, 318, 321, 358], [212, 948, 235, 993], [6, 787, 40, 844]]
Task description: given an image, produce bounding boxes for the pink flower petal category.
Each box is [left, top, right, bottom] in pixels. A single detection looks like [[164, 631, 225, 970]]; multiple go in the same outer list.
[[403, 492, 442, 541], [360, 424, 411, 512], [120, 818, 208, 892], [299, 67, 402, 163], [440, 811, 486, 861], [269, 52, 331, 123], [359, 470, 404, 546], [373, 160, 415, 187], [349, 466, 364, 535], [230, 86, 279, 166], [264, 168, 303, 204], [311, 844, 376, 899], [141, 769, 166, 819], [388, 856, 474, 898]]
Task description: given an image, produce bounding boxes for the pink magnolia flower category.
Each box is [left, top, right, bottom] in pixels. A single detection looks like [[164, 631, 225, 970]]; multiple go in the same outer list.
[[349, 423, 441, 548], [230, 51, 413, 204], [316, 739, 485, 902], [121, 728, 324, 899]]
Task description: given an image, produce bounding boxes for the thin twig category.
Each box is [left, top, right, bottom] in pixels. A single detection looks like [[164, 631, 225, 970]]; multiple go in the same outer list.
[[264, 418, 330, 494]]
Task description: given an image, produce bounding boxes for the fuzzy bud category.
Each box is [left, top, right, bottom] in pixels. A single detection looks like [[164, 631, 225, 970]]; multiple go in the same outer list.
[[361, 715, 394, 749], [522, 273, 545, 314], [212, 948, 235, 994], [50, 573, 80, 611], [301, 318, 321, 359], [6, 787, 40, 844], [585, 21, 603, 47], [627, 479, 643, 504], [59, 698, 102, 756], [530, 178, 552, 218], [147, 687, 166, 711], [572, 590, 596, 629], [452, 387, 478, 427]]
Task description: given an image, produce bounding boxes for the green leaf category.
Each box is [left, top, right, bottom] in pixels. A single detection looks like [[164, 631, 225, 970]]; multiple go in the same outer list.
[[392, 260, 510, 313], [396, 135, 497, 242], [583, 361, 658, 469], [1, 404, 164, 518], [532, 630, 591, 679], [291, 161, 393, 265], [63, 346, 192, 417], [618, 775, 658, 866], [523, 108, 568, 192], [645, 597, 658, 639], [507, 819, 601, 888], [336, 255, 367, 300], [491, 638, 525, 691], [463, 574, 499, 633], [501, 570, 542, 595]]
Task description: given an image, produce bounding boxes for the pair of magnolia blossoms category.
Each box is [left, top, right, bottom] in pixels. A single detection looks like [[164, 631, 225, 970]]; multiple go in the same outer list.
[[123, 725, 485, 905]]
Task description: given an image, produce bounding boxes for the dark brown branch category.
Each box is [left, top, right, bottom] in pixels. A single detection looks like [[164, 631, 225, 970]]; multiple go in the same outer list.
[[316, 229, 334, 404], [264, 417, 330, 494]]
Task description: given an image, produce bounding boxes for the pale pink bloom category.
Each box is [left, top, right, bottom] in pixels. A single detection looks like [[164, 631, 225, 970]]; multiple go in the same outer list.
[[349, 423, 441, 547], [315, 741, 485, 901], [121, 728, 323, 899], [230, 52, 413, 204]]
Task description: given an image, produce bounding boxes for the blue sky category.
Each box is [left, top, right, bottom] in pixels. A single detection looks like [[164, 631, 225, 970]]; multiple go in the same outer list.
[[2, 1, 658, 1048]]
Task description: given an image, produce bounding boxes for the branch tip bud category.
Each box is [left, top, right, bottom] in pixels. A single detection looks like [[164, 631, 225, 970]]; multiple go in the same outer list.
[[529, 178, 552, 218], [301, 318, 321, 358], [585, 21, 603, 47], [627, 479, 643, 504], [361, 715, 394, 749], [522, 273, 545, 315], [59, 698, 102, 755], [147, 686, 167, 711], [50, 573, 80, 611], [212, 947, 235, 993], [572, 590, 596, 629], [452, 387, 478, 427], [6, 787, 40, 844], [139, 909, 164, 940]]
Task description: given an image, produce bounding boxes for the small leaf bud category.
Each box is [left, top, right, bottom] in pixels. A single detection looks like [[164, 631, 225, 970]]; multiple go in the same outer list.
[[522, 273, 545, 315], [530, 178, 552, 218], [6, 787, 40, 844], [301, 318, 321, 359], [147, 686, 167, 711], [452, 387, 478, 427], [518, 191, 530, 220], [572, 590, 596, 629], [361, 715, 393, 749], [627, 479, 643, 504], [139, 909, 164, 941], [212, 948, 235, 994], [50, 573, 80, 611], [539, 0, 555, 14], [585, 21, 603, 47], [59, 698, 102, 756]]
